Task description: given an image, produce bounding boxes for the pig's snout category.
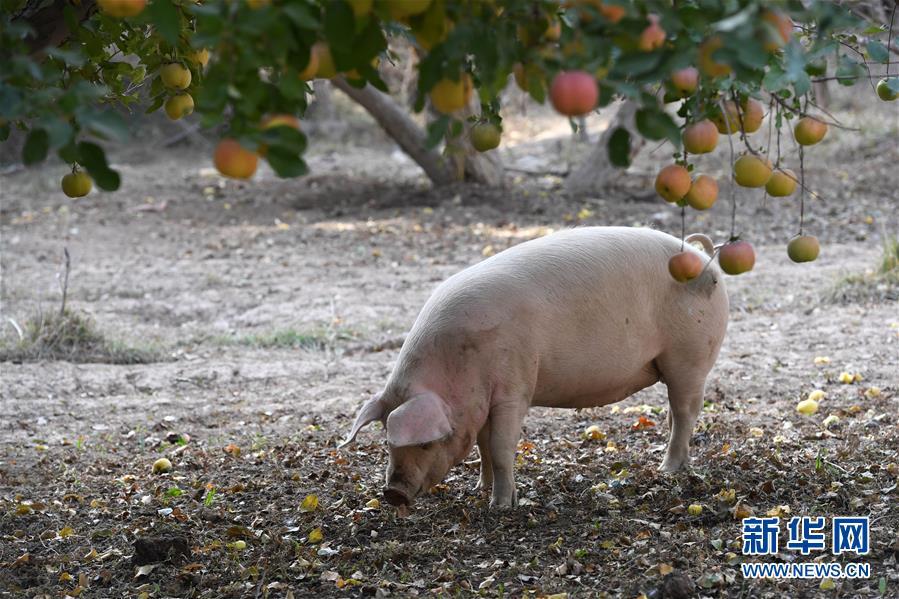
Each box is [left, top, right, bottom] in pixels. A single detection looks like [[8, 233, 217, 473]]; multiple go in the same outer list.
[[383, 486, 411, 507]]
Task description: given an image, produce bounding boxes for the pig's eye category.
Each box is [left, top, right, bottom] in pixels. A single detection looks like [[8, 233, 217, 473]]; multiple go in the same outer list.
[[418, 442, 433, 450]]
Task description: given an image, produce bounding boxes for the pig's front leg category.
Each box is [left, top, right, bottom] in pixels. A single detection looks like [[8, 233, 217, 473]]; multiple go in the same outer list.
[[487, 402, 526, 509], [475, 420, 493, 493]]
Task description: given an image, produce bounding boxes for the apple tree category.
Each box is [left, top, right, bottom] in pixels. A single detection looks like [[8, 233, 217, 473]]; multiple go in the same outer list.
[[2, 0, 897, 276]]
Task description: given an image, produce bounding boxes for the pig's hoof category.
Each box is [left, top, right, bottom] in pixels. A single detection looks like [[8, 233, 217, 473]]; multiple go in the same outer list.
[[473, 478, 493, 494], [659, 457, 687, 473], [488, 490, 518, 510]]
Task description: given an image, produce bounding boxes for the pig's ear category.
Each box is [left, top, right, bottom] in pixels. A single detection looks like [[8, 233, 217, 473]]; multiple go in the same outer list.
[[385, 392, 453, 447], [338, 395, 386, 448]]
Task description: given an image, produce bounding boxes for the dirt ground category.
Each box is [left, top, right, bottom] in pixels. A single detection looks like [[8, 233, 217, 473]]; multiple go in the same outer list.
[[1, 86, 898, 598]]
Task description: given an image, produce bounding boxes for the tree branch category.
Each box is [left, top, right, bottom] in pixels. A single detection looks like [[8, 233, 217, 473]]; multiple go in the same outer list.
[[330, 78, 456, 186]]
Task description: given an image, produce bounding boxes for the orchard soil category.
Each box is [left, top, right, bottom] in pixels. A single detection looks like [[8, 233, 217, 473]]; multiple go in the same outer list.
[[1, 93, 898, 598]]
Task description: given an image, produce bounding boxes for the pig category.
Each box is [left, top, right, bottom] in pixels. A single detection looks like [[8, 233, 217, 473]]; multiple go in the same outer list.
[[339, 226, 728, 509]]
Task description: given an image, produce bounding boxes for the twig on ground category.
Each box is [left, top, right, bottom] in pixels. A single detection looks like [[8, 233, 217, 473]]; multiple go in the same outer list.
[[59, 247, 70, 316]]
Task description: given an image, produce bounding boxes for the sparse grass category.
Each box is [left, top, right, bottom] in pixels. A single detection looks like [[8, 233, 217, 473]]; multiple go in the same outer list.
[[0, 309, 162, 364], [206, 326, 360, 351], [879, 235, 899, 274], [827, 235, 899, 304]]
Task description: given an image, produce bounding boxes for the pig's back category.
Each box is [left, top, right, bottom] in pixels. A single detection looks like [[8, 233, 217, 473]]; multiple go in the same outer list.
[[398, 227, 727, 406], [437, 226, 714, 311]]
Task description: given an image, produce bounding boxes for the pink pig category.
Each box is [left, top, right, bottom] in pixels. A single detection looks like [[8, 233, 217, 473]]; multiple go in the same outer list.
[[340, 226, 728, 508]]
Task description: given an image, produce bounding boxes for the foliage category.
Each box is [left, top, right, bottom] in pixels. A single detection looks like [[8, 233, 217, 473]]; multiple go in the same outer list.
[[1, 0, 894, 188]]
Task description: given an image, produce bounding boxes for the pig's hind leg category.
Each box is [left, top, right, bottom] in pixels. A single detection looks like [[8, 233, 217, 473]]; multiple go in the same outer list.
[[657, 362, 708, 472]]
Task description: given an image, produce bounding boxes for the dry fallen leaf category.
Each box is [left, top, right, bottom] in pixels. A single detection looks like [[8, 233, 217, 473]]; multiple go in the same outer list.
[[308, 528, 323, 544], [632, 415, 656, 430], [12, 553, 30, 567], [715, 489, 737, 503], [300, 494, 319, 512], [583, 425, 605, 441], [731, 502, 754, 520]]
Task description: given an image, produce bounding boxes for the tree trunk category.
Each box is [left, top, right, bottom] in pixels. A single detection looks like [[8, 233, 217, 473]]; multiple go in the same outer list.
[[813, 80, 830, 109], [17, 0, 96, 57], [331, 78, 456, 186], [308, 80, 336, 120], [565, 99, 645, 195], [331, 78, 503, 187]]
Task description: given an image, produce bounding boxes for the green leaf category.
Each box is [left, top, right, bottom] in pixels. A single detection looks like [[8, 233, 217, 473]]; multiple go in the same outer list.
[[283, 3, 320, 29], [58, 142, 79, 165], [23, 128, 49, 165], [261, 127, 307, 156], [324, 1, 355, 53], [782, 41, 811, 95], [46, 47, 85, 68], [367, 72, 390, 93], [77, 142, 120, 191], [353, 16, 386, 61], [635, 107, 681, 147], [597, 82, 616, 107], [78, 109, 129, 142], [732, 39, 768, 70], [0, 84, 24, 119], [835, 55, 864, 86], [526, 71, 546, 105], [0, 123, 9, 142], [425, 116, 449, 149], [712, 6, 753, 32], [265, 146, 308, 178], [145, 94, 166, 114], [866, 40, 889, 63], [792, 71, 811, 96], [762, 63, 789, 93], [44, 117, 73, 149], [148, 0, 182, 46], [607, 127, 631, 168], [610, 53, 663, 78]]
